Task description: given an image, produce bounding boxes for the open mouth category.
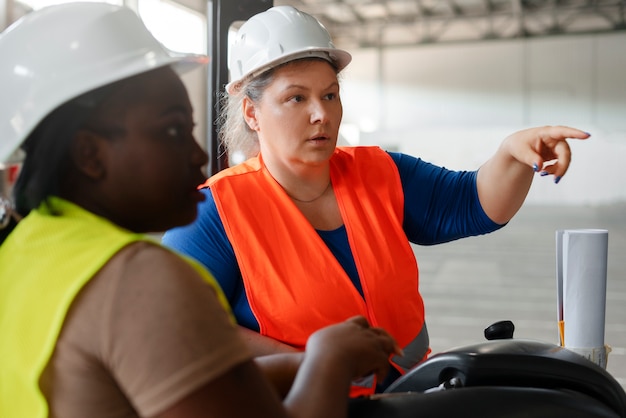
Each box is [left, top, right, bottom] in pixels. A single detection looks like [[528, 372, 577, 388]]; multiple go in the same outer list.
[[309, 134, 330, 142]]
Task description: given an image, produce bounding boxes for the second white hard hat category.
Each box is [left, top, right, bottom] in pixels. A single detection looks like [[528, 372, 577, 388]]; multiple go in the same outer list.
[[0, 2, 208, 164], [226, 5, 352, 94]]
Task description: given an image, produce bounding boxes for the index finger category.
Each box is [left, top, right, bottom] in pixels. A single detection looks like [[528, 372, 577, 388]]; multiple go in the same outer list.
[[545, 125, 590, 142]]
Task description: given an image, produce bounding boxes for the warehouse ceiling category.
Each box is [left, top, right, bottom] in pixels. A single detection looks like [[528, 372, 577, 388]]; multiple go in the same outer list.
[[6, 0, 626, 49], [274, 0, 626, 48]]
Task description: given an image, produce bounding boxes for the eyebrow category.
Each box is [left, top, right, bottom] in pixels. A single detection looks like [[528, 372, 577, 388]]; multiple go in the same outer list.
[[283, 81, 340, 91], [158, 105, 191, 118]]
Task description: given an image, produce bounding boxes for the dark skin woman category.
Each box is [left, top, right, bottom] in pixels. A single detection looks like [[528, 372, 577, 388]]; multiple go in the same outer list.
[[0, 5, 399, 417]]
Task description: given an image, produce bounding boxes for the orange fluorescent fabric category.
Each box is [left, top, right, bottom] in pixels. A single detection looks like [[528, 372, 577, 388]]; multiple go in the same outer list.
[[207, 146, 427, 392]]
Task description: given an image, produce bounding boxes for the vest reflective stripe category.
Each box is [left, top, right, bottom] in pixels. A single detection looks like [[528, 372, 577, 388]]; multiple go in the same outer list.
[[0, 197, 230, 417], [208, 146, 429, 393], [392, 323, 430, 373]]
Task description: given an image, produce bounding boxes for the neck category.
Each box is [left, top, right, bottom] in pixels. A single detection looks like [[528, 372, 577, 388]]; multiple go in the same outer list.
[[260, 154, 332, 204], [284, 180, 332, 203]]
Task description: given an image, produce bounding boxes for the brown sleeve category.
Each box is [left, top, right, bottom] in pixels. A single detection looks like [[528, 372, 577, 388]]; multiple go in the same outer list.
[[41, 242, 252, 418], [104, 242, 252, 416]]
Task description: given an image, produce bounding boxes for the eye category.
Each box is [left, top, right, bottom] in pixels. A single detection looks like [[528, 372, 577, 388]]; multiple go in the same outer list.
[[166, 125, 182, 138], [164, 119, 196, 140], [289, 95, 305, 103], [166, 126, 180, 137], [324, 92, 337, 101]]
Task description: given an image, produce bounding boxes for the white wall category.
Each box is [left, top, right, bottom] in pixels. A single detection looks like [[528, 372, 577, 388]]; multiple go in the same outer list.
[[339, 32, 626, 205]]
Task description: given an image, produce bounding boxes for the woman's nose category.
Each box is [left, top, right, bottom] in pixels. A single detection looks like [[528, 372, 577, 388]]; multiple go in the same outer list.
[[191, 136, 209, 166], [310, 100, 330, 124]]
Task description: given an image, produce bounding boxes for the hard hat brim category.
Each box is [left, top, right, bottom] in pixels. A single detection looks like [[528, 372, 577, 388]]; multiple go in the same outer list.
[[0, 53, 208, 165], [226, 47, 351, 95]]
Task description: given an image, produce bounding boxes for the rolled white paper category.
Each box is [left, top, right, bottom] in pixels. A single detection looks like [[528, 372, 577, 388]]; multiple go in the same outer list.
[[556, 229, 609, 350]]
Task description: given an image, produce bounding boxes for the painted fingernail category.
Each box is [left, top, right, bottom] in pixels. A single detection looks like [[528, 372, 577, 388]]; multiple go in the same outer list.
[[540, 171, 549, 176], [533, 163, 539, 172], [554, 176, 562, 184]]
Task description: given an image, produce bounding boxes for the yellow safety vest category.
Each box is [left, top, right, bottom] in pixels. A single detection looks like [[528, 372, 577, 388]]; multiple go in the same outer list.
[[0, 197, 230, 417]]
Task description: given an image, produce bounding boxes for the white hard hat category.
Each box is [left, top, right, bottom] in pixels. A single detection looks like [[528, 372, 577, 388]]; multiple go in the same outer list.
[[226, 5, 351, 94], [0, 2, 208, 164]]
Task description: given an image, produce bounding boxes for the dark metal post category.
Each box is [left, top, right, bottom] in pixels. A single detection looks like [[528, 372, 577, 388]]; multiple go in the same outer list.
[[206, 0, 272, 175]]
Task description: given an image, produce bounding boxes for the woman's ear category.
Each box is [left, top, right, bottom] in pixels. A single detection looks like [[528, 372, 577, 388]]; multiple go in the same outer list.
[[70, 130, 107, 180], [242, 96, 259, 131]]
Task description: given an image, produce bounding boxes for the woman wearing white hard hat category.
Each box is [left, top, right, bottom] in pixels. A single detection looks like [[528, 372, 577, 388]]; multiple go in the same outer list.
[[162, 5, 590, 395], [0, 3, 400, 417]]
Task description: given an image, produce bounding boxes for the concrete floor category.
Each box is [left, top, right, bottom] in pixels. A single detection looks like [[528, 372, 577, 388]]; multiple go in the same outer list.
[[415, 203, 626, 390]]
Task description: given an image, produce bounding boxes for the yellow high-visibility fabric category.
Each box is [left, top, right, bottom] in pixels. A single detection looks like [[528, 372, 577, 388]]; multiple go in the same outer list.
[[0, 197, 230, 418]]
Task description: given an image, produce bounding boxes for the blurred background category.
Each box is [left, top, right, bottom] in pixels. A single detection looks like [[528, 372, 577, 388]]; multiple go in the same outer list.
[[2, 0, 625, 388]]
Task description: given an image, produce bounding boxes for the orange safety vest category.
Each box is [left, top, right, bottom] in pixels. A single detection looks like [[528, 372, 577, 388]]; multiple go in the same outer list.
[[206, 146, 430, 395]]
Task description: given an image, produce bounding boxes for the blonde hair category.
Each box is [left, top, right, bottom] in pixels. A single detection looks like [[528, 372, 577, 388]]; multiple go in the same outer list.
[[217, 81, 261, 162]]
